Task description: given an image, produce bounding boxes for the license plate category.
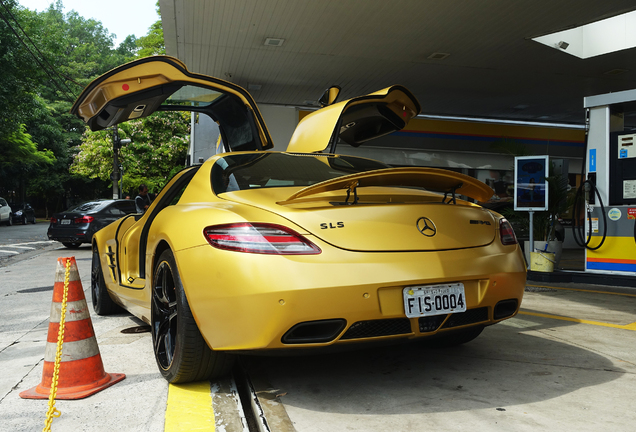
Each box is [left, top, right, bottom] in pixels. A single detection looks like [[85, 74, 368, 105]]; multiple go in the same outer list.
[[403, 283, 466, 318], [61, 219, 71, 225]]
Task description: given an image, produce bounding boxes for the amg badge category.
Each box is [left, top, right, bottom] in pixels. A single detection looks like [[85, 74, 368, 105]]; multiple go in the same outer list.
[[470, 220, 492, 225]]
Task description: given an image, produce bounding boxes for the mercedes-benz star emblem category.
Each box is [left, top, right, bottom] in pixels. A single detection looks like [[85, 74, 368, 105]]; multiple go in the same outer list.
[[416, 217, 437, 237]]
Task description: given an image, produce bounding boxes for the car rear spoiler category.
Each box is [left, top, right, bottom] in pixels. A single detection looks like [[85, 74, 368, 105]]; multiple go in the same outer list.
[[278, 167, 494, 205]]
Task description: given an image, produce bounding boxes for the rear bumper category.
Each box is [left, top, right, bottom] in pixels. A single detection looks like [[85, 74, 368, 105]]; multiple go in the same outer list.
[[174, 241, 526, 351], [47, 227, 90, 244]]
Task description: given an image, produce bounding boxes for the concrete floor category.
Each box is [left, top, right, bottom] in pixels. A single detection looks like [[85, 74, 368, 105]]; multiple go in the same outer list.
[[249, 282, 636, 432], [1, 245, 634, 431]]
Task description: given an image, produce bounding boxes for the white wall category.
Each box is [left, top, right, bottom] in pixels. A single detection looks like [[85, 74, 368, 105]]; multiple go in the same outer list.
[[258, 104, 299, 151]]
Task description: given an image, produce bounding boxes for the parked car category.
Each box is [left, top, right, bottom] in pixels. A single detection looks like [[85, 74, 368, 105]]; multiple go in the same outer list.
[[0, 198, 12, 226], [47, 199, 137, 248], [75, 56, 526, 384], [10, 203, 36, 225]]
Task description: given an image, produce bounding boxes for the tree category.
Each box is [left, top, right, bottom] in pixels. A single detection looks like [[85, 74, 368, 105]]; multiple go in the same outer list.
[[1, 0, 170, 212], [70, 111, 191, 195], [136, 1, 164, 57], [0, 0, 45, 140]]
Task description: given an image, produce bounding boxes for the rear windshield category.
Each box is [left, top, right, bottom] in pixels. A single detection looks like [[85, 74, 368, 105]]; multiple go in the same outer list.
[[211, 153, 389, 194], [66, 201, 109, 213]]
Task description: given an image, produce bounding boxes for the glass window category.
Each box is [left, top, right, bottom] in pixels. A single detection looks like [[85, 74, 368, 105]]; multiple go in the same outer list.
[[211, 153, 389, 194], [67, 201, 109, 212]]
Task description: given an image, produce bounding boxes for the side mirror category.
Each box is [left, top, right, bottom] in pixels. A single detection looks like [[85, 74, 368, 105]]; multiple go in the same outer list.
[[319, 86, 341, 107]]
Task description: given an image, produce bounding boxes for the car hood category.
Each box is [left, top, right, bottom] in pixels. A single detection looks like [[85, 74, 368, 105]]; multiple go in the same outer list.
[[219, 167, 498, 252], [286, 85, 421, 153], [70, 55, 273, 150]]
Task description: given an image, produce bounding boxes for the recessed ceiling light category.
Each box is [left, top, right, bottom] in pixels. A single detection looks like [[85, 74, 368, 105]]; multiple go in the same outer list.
[[264, 38, 285, 47], [248, 83, 262, 90], [427, 52, 450, 60], [604, 68, 628, 75]]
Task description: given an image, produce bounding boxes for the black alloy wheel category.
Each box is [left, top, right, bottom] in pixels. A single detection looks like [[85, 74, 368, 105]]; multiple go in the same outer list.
[[91, 246, 122, 315], [151, 249, 234, 383]]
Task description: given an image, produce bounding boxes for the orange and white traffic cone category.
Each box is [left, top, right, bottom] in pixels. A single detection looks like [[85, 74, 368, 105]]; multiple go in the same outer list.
[[20, 257, 125, 400]]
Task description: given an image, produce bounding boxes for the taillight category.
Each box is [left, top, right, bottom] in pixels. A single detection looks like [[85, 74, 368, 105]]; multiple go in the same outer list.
[[74, 215, 95, 224], [50, 217, 57, 224], [499, 219, 517, 245], [204, 223, 321, 255]]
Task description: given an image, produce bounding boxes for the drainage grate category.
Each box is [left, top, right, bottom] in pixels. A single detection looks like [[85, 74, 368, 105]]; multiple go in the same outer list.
[[441, 307, 489, 329], [340, 318, 412, 340]]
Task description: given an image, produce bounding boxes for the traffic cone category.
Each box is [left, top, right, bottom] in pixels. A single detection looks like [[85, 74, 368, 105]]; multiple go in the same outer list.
[[20, 257, 125, 400]]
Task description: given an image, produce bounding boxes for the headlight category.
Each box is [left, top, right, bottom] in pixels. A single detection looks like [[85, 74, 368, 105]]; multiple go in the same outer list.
[[15, 210, 22, 216]]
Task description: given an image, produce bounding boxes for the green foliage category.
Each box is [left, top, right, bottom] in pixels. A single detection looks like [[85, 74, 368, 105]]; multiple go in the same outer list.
[[0, 0, 166, 211], [136, 1, 164, 58], [0, 122, 55, 166], [70, 111, 191, 194]]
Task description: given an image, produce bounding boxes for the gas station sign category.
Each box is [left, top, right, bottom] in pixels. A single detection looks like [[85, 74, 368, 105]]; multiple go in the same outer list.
[[514, 155, 549, 211]]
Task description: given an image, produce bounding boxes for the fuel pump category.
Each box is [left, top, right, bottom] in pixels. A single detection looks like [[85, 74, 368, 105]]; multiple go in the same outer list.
[[579, 90, 636, 274]]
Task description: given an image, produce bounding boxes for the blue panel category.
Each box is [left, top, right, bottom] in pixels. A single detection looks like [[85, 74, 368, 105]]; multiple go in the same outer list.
[[589, 149, 597, 172], [587, 261, 636, 272]]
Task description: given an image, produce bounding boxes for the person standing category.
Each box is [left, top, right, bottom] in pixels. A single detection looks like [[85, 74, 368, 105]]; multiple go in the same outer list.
[[135, 184, 151, 213]]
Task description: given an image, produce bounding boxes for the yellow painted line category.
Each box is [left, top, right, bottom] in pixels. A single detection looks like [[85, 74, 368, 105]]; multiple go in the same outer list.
[[519, 310, 636, 331], [527, 283, 636, 297], [165, 381, 215, 431]]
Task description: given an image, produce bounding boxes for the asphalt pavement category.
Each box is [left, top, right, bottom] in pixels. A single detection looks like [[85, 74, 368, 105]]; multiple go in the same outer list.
[[0, 221, 58, 266]]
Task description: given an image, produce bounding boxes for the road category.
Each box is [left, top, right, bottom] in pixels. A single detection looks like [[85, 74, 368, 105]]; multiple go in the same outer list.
[[0, 221, 63, 266]]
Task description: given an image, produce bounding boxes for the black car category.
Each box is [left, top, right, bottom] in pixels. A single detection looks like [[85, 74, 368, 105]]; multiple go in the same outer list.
[[47, 199, 137, 248], [10, 203, 36, 225]]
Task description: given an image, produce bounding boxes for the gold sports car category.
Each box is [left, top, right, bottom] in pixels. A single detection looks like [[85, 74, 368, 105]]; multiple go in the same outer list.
[[73, 56, 526, 384]]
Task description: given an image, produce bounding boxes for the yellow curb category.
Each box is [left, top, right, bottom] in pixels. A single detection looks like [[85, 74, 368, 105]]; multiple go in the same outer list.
[[165, 381, 215, 431], [519, 310, 636, 331]]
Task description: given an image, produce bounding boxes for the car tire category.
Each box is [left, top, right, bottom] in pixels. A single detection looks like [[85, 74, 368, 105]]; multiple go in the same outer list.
[[151, 249, 234, 383], [62, 242, 82, 248], [6, 215, 12, 226], [31, 216, 36, 224], [22, 216, 27, 225], [425, 325, 485, 348], [91, 246, 123, 315]]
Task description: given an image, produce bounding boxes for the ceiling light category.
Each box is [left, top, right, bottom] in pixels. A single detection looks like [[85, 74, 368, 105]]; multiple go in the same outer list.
[[604, 68, 628, 75], [248, 84, 262, 91], [264, 38, 285, 47], [428, 52, 450, 60], [533, 10, 636, 59]]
